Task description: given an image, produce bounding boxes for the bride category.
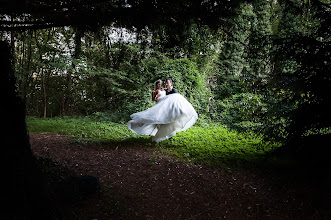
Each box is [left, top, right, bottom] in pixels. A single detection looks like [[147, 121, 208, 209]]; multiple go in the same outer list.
[[127, 79, 198, 142]]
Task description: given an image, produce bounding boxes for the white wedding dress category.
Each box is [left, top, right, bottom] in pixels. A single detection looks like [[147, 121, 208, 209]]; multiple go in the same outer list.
[[127, 90, 198, 142]]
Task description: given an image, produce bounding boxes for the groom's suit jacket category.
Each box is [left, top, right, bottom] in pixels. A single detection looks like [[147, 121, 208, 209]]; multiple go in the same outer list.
[[165, 88, 178, 95]]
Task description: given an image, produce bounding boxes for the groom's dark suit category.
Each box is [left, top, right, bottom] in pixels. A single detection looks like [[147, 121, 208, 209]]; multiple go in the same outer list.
[[165, 88, 177, 95]]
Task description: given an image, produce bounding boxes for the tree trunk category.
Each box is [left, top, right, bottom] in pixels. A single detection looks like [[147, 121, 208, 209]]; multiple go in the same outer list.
[[41, 68, 47, 118], [61, 26, 83, 116], [24, 30, 33, 104], [62, 74, 71, 116], [1, 41, 55, 218], [74, 26, 83, 59], [34, 30, 48, 118]]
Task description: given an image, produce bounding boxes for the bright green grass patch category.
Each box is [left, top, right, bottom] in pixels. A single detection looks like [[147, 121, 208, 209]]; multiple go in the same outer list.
[[26, 117, 150, 144], [27, 117, 280, 165], [159, 123, 281, 165]]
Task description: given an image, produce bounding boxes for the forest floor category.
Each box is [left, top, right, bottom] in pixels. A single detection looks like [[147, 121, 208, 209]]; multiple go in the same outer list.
[[30, 132, 331, 219]]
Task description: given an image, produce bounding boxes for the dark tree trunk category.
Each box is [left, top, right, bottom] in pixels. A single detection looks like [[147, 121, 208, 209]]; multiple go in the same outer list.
[[0, 41, 56, 219], [41, 68, 47, 118], [74, 26, 83, 59]]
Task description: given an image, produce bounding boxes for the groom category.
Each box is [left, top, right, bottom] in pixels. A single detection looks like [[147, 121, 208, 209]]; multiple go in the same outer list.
[[165, 77, 178, 95]]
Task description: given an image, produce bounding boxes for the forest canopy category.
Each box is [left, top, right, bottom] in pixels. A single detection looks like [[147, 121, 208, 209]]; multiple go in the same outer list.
[[1, 0, 330, 147]]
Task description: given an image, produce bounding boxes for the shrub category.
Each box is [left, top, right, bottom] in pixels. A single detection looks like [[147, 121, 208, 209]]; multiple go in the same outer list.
[[217, 93, 267, 124]]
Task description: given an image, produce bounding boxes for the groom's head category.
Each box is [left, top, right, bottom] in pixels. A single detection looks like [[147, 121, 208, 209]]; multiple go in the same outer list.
[[165, 77, 173, 89]]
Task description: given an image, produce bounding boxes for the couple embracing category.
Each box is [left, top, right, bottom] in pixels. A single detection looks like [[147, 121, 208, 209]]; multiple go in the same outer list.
[[152, 78, 177, 102], [127, 78, 198, 142]]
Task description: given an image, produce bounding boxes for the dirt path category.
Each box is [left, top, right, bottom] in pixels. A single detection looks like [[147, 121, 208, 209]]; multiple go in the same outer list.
[[30, 133, 328, 219]]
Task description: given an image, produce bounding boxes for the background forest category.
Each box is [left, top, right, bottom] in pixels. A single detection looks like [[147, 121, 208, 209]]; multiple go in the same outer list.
[[3, 0, 330, 148], [2, 1, 331, 219]]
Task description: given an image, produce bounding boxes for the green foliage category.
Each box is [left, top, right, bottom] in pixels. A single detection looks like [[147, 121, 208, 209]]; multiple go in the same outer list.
[[211, 1, 273, 127], [11, 0, 330, 152], [268, 0, 331, 144], [151, 58, 211, 114], [13, 25, 216, 120], [218, 93, 267, 124]]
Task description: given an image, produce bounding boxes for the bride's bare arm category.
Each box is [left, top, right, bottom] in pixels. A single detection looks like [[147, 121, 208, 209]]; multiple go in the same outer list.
[[152, 90, 157, 101]]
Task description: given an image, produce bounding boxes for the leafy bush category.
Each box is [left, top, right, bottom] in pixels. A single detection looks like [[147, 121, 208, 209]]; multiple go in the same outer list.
[[216, 93, 267, 125], [142, 57, 210, 111], [108, 57, 213, 122]]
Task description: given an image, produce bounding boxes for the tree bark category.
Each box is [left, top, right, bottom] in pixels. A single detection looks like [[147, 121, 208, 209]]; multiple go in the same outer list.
[[24, 30, 33, 104], [41, 67, 47, 118], [1, 41, 55, 219]]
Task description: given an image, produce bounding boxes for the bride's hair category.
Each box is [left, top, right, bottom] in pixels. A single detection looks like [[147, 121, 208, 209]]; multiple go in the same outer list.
[[154, 79, 162, 90]]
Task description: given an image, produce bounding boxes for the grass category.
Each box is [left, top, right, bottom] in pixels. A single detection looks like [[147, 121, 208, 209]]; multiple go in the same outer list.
[[27, 116, 280, 166], [27, 116, 151, 145], [159, 123, 280, 166]]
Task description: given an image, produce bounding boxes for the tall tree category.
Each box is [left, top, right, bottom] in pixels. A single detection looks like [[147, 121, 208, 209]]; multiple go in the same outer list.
[[1, 41, 57, 218], [272, 0, 331, 150]]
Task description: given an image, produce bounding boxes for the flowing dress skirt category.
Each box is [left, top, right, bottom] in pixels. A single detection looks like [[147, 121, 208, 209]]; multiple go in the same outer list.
[[127, 93, 198, 142]]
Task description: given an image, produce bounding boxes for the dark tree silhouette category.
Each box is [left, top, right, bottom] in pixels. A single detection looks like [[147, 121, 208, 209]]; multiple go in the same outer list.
[[1, 40, 59, 218]]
